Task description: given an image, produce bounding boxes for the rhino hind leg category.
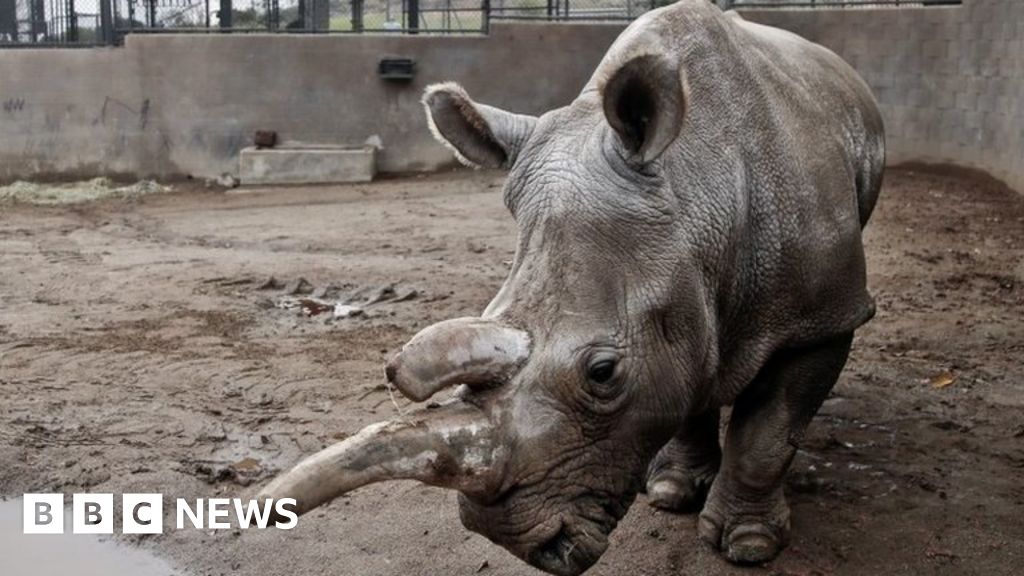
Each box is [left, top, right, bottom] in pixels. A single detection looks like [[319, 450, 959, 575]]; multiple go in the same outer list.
[[698, 332, 855, 564], [645, 409, 722, 512]]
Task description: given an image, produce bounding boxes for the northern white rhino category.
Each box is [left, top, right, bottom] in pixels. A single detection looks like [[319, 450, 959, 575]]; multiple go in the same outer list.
[[260, 1, 885, 574]]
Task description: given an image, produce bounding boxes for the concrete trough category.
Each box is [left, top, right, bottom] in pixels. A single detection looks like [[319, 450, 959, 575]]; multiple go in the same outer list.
[[239, 145, 377, 185]]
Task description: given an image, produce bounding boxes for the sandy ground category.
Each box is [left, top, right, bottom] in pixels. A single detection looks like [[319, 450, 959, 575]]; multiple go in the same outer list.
[[0, 167, 1021, 576]]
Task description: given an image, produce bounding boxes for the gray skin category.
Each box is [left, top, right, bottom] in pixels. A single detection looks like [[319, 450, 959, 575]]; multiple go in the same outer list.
[[258, 2, 884, 575]]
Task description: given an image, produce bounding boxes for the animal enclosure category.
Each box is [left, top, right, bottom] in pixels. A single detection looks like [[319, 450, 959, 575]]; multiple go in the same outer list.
[[0, 0, 1021, 575]]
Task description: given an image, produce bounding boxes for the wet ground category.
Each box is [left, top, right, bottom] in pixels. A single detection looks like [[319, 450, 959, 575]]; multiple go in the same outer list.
[[0, 167, 1022, 576]]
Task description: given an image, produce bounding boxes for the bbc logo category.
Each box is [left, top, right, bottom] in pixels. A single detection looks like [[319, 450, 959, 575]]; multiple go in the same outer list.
[[23, 493, 163, 535], [23, 493, 297, 533]]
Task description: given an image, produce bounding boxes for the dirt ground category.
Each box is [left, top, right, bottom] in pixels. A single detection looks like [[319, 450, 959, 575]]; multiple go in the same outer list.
[[1, 167, 1022, 576]]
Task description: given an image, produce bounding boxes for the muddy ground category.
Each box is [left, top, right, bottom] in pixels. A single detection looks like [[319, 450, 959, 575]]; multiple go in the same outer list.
[[1, 167, 1021, 576]]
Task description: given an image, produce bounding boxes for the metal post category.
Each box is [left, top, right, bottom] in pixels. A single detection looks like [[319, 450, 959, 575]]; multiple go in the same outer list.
[[219, 0, 232, 28], [351, 0, 363, 32], [265, 0, 280, 30], [99, 0, 113, 44], [67, 0, 79, 42], [481, 0, 489, 33], [407, 0, 418, 34], [0, 0, 17, 42], [126, 0, 135, 33], [313, 0, 329, 30]]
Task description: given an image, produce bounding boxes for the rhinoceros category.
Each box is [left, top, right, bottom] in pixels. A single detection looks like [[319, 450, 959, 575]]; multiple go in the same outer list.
[[259, 1, 884, 573]]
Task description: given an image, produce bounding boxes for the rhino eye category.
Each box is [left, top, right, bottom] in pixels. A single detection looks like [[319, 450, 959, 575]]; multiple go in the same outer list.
[[587, 359, 617, 384]]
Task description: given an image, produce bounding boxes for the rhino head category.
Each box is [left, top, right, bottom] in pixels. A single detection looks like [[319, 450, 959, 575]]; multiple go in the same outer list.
[[261, 44, 713, 576]]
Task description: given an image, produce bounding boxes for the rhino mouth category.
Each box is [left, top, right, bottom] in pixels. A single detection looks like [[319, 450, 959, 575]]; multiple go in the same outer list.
[[529, 520, 607, 576], [531, 523, 591, 576], [525, 495, 632, 576], [461, 487, 632, 575]]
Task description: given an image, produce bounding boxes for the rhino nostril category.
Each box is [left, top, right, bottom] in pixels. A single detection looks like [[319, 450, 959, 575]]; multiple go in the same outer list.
[[532, 524, 574, 569], [599, 498, 626, 523], [527, 523, 600, 576]]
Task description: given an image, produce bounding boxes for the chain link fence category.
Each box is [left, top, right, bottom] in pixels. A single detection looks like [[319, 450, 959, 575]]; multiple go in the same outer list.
[[0, 0, 960, 46]]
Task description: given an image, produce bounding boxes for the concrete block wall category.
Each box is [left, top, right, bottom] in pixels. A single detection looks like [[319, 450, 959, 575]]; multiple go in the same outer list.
[[0, 1, 1020, 191], [0, 24, 624, 181], [741, 0, 1024, 192]]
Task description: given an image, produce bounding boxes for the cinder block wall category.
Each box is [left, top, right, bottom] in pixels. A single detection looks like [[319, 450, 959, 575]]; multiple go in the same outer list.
[[0, 24, 625, 181], [742, 0, 1024, 192], [0, 1, 1020, 190]]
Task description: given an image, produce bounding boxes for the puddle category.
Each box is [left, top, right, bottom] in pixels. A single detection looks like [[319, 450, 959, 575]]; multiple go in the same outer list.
[[0, 498, 182, 576]]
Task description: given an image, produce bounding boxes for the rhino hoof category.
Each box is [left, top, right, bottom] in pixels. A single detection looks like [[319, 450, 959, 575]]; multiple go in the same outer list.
[[647, 469, 712, 508], [697, 509, 788, 565], [645, 468, 715, 512], [723, 523, 783, 564]]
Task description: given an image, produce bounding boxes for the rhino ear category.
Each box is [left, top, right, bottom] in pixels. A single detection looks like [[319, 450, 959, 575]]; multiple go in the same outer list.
[[600, 53, 687, 165], [423, 83, 538, 169]]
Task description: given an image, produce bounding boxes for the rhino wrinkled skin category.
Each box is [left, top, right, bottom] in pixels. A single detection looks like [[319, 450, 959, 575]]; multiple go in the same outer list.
[[260, 2, 885, 574]]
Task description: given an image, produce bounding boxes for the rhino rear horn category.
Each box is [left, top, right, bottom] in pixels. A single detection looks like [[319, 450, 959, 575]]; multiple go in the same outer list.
[[386, 317, 530, 402]]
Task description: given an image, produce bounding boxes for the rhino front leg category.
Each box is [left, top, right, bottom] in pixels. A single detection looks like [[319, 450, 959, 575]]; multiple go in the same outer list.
[[646, 409, 721, 512], [698, 332, 854, 564]]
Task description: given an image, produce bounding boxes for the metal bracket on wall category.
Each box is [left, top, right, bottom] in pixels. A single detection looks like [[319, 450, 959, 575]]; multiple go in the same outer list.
[[378, 58, 417, 82]]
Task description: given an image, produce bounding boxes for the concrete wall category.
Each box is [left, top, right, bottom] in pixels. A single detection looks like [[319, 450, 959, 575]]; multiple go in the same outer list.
[[0, 24, 625, 181], [741, 0, 1024, 192], [0, 1, 1020, 190]]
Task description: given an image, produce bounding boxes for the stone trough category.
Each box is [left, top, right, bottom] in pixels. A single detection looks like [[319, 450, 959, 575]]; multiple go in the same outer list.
[[239, 144, 377, 185]]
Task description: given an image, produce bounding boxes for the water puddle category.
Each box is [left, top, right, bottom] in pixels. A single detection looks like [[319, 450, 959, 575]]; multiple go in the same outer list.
[[0, 498, 182, 576]]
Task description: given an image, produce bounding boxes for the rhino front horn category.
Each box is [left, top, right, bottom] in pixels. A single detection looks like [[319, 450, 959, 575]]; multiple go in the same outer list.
[[385, 317, 531, 402], [258, 401, 498, 516]]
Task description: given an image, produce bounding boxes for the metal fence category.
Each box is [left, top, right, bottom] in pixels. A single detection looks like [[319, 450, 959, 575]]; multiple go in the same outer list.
[[0, 0, 961, 46], [731, 0, 959, 6], [0, 0, 111, 45], [489, 0, 667, 21], [112, 0, 492, 35]]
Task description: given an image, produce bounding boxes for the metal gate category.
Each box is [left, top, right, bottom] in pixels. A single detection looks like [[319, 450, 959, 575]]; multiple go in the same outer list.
[[0, 0, 113, 45]]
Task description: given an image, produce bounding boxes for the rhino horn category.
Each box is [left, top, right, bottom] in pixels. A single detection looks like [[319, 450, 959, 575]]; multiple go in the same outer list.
[[385, 317, 531, 402], [258, 401, 498, 516]]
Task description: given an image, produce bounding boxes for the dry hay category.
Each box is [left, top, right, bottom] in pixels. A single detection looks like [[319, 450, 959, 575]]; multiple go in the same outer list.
[[0, 178, 170, 205]]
